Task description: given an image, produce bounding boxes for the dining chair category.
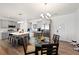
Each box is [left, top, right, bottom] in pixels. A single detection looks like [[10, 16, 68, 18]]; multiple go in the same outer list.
[[53, 34, 60, 44], [8, 34, 13, 43], [8, 34, 18, 47], [41, 43, 59, 55], [9, 34, 16, 43]]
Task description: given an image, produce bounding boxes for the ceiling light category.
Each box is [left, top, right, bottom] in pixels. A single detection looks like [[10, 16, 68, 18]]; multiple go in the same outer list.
[[46, 13, 51, 17], [59, 26, 61, 29], [40, 13, 44, 18], [17, 21, 23, 23]]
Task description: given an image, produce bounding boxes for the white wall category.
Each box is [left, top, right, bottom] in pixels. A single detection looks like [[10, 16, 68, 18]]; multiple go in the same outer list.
[[27, 11, 78, 42], [75, 9, 79, 43], [20, 20, 28, 32], [51, 12, 77, 42]]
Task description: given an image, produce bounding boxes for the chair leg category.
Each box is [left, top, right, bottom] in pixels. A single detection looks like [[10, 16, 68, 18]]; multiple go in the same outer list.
[[35, 47, 39, 55]]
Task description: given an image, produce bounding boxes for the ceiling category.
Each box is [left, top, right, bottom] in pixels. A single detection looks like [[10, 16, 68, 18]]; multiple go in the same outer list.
[[0, 3, 79, 21]]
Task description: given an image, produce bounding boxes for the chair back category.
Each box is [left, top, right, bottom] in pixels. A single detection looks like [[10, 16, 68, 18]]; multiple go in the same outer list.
[[53, 34, 60, 44], [41, 43, 59, 55]]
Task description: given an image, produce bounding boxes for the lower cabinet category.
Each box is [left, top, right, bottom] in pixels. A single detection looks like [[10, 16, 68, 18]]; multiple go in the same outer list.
[[2, 32, 9, 40]]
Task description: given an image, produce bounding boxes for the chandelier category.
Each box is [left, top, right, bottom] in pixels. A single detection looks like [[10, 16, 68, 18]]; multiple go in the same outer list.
[[39, 3, 52, 43]]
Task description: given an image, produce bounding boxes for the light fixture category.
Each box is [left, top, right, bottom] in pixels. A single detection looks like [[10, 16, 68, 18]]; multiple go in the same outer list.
[[17, 21, 23, 23], [40, 13, 51, 19], [46, 13, 51, 17], [40, 3, 51, 19], [59, 26, 61, 29], [40, 3, 52, 43], [40, 13, 44, 18]]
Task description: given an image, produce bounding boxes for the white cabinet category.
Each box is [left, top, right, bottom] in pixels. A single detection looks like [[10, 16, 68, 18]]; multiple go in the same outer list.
[[8, 21, 20, 28], [0, 20, 19, 29], [0, 20, 20, 40], [2, 32, 9, 39], [0, 29, 8, 40], [0, 20, 8, 28], [2, 20, 9, 28]]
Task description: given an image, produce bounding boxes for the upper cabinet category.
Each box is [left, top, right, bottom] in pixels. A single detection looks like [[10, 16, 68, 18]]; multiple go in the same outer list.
[[0, 20, 20, 29], [0, 20, 9, 28]]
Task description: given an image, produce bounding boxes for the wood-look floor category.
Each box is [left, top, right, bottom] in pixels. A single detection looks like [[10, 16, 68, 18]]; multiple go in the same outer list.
[[0, 39, 79, 55]]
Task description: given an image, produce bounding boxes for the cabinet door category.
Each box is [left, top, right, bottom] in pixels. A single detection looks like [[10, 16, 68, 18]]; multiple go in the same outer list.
[[1, 20, 8, 28], [9, 21, 17, 26], [9, 21, 13, 25]]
